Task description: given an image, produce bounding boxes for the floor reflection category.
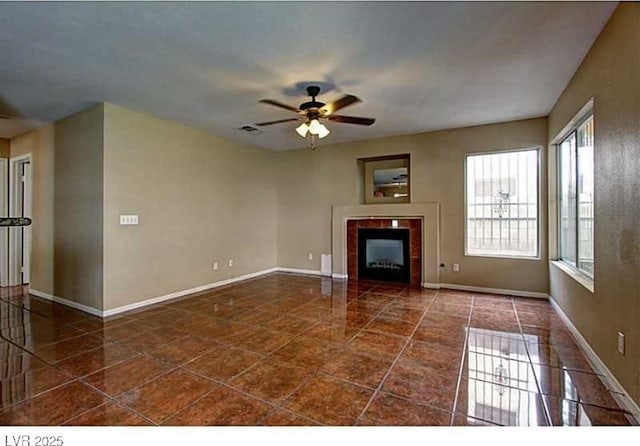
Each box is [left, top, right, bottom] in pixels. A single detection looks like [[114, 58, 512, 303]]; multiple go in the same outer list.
[[465, 327, 546, 426], [464, 327, 633, 426], [545, 396, 633, 426]]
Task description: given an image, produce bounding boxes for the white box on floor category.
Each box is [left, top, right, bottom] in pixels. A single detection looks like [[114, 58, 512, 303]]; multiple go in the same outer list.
[[321, 254, 332, 276]]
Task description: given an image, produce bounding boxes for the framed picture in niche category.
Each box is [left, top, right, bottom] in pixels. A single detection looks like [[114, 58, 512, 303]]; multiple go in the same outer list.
[[362, 155, 410, 204]]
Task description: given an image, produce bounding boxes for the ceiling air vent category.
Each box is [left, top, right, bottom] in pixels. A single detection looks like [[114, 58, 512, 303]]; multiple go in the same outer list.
[[237, 125, 264, 134]]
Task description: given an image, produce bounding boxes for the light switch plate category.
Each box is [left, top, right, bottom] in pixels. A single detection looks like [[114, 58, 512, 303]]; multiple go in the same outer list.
[[120, 215, 139, 225]]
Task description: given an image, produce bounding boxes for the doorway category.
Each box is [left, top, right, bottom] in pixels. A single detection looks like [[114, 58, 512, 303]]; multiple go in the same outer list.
[[0, 158, 7, 287], [8, 154, 31, 286]]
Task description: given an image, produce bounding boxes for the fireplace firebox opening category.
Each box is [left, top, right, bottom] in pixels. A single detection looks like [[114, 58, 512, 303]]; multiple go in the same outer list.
[[358, 228, 410, 283]]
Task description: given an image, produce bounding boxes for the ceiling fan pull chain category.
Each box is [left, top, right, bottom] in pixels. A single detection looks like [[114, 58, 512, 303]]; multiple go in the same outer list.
[[310, 134, 317, 151]]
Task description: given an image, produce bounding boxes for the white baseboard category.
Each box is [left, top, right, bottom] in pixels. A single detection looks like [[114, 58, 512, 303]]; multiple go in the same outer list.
[[550, 297, 640, 422], [32, 267, 335, 318], [102, 267, 281, 317], [434, 283, 549, 299], [29, 289, 103, 317], [277, 267, 326, 277], [31, 267, 280, 318], [332, 273, 348, 279], [422, 282, 440, 289]]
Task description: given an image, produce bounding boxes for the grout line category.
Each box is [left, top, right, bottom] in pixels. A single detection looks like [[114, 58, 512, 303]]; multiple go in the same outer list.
[[67, 392, 158, 426], [171, 366, 283, 425], [447, 293, 474, 426], [64, 351, 189, 426], [513, 297, 552, 426], [353, 290, 437, 425], [62, 350, 145, 378], [250, 285, 409, 426], [314, 368, 382, 393], [516, 306, 636, 419], [0, 375, 75, 412], [163, 312, 334, 426], [227, 313, 348, 418], [59, 401, 113, 426], [186, 362, 323, 427], [255, 405, 322, 426]]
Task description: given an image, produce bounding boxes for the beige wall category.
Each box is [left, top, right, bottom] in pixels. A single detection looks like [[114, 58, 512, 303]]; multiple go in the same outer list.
[[547, 3, 640, 405], [102, 104, 278, 310], [0, 138, 9, 158], [54, 105, 104, 310], [276, 117, 549, 293], [10, 103, 279, 312], [10, 106, 104, 309]]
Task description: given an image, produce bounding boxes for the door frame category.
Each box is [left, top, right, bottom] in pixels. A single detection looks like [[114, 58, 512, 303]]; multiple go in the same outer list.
[[0, 158, 8, 287], [9, 153, 32, 286]]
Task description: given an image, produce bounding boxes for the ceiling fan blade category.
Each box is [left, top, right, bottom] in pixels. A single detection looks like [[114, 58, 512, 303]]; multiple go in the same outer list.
[[255, 118, 300, 126], [0, 95, 24, 119], [327, 115, 375, 126], [259, 99, 300, 113], [321, 95, 361, 115]]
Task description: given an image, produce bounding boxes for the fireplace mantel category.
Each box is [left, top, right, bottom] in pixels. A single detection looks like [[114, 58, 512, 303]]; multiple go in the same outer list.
[[331, 203, 440, 287]]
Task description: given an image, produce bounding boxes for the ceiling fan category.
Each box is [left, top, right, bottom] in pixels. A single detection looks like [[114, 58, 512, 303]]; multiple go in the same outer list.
[[255, 85, 375, 141]]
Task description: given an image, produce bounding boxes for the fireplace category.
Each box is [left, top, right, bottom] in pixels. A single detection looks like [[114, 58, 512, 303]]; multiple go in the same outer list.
[[334, 204, 438, 287], [346, 218, 422, 287], [358, 228, 410, 283]]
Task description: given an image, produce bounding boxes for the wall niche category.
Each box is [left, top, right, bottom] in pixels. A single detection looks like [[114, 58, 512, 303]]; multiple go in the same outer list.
[[358, 154, 410, 204]]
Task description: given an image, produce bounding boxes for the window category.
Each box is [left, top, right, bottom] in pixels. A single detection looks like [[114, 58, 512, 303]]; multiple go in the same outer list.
[[558, 114, 594, 278], [466, 149, 539, 258]]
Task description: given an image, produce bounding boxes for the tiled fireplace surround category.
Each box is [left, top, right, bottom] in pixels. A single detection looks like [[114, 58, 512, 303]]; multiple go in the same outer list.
[[332, 203, 440, 287], [347, 219, 422, 287]]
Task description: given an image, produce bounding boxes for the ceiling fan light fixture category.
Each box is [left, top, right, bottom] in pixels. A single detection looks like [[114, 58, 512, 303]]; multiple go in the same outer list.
[[257, 85, 375, 146], [316, 123, 330, 139], [295, 122, 309, 137], [308, 119, 323, 135]]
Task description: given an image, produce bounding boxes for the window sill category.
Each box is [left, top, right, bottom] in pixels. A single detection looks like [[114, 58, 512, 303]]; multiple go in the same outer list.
[[550, 260, 594, 293], [465, 252, 541, 261]]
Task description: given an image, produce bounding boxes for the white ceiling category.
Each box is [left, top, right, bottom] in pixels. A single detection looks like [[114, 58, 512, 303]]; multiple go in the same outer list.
[[0, 2, 616, 150]]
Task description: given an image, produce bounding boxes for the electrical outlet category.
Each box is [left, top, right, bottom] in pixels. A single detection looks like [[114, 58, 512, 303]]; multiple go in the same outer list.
[[308, 252, 313, 260], [228, 259, 234, 268], [617, 331, 625, 355], [453, 263, 460, 272], [212, 262, 218, 271]]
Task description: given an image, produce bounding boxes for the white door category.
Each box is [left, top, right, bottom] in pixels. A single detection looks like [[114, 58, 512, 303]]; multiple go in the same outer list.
[[21, 162, 32, 284], [0, 159, 8, 287], [9, 155, 31, 286]]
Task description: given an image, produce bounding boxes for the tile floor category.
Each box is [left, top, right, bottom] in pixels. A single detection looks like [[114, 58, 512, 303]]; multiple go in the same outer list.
[[0, 273, 635, 426]]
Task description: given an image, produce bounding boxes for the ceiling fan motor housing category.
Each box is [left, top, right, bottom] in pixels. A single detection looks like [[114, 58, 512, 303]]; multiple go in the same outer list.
[[300, 101, 325, 111], [299, 85, 325, 111], [306, 85, 321, 97]]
